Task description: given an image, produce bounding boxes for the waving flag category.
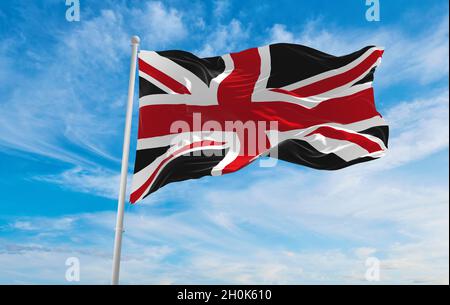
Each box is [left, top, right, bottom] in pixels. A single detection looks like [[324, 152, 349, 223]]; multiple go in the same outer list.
[[130, 43, 388, 203]]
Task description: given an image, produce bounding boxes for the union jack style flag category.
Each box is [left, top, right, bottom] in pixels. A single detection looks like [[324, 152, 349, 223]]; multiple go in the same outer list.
[[130, 44, 388, 203]]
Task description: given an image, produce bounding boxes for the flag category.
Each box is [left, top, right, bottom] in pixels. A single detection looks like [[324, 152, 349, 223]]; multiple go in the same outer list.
[[130, 43, 388, 203]]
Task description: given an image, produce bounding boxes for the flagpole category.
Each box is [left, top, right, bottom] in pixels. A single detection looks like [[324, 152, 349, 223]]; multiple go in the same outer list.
[[111, 35, 140, 285]]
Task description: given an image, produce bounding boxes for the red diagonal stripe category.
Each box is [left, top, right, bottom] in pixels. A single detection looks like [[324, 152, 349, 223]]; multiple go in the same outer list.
[[130, 140, 225, 203], [221, 155, 256, 174], [306, 126, 382, 153], [139, 58, 191, 95]]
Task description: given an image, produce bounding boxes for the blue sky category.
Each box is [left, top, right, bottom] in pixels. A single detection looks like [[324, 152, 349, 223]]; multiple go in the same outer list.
[[0, 0, 448, 284]]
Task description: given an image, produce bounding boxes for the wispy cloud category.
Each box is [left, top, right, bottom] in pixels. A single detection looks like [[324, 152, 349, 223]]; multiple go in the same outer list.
[[1, 161, 448, 284], [0, 9, 127, 166], [375, 89, 449, 170], [131, 2, 187, 48], [197, 19, 250, 57], [213, 0, 231, 19], [34, 167, 122, 200]]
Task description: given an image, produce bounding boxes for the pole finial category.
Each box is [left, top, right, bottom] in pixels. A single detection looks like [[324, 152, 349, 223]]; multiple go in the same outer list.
[[131, 35, 140, 45]]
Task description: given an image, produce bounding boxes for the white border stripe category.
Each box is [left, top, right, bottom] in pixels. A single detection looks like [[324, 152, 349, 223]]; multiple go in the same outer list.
[[139, 70, 174, 94]]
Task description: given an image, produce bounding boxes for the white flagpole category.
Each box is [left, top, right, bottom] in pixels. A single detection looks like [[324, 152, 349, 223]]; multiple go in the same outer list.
[[111, 35, 140, 285]]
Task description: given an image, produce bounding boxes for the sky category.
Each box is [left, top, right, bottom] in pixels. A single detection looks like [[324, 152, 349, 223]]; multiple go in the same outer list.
[[0, 0, 448, 284]]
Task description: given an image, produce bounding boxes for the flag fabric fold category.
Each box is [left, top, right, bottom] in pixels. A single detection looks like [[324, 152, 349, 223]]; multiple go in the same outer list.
[[130, 43, 388, 203]]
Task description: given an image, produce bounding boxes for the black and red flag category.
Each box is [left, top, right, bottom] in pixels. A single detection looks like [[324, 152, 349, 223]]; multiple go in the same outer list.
[[130, 43, 388, 203]]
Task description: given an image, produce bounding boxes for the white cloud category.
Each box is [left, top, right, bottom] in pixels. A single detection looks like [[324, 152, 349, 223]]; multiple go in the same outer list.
[[268, 24, 295, 44], [197, 19, 250, 57], [213, 0, 231, 19], [34, 167, 122, 200], [374, 89, 449, 170], [10, 217, 75, 233], [63, 9, 129, 70], [131, 2, 187, 48], [354, 247, 377, 259]]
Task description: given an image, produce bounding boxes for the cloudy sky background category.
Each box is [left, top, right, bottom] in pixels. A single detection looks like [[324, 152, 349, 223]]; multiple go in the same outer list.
[[0, 0, 448, 284]]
